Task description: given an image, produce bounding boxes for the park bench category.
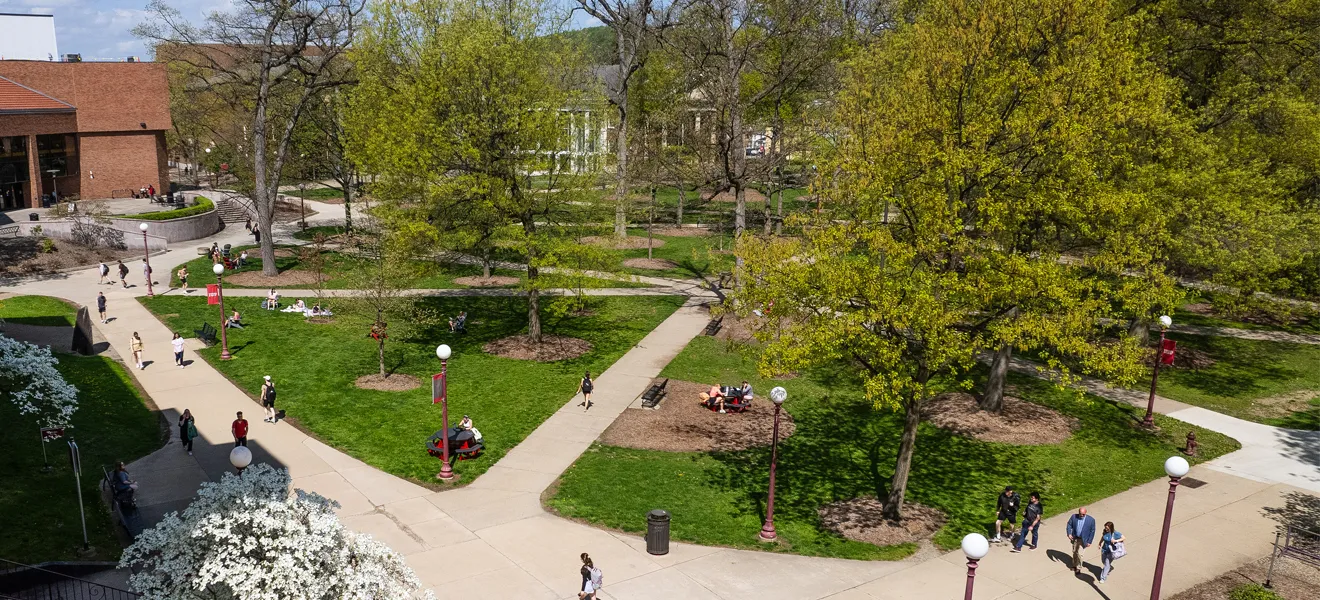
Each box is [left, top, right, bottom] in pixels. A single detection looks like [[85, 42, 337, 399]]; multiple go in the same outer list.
[[703, 316, 723, 336], [195, 322, 218, 346], [0, 225, 18, 238], [640, 378, 669, 409]]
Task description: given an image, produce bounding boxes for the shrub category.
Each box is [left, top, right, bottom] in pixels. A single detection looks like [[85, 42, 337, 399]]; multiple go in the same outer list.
[[1230, 584, 1284, 600], [126, 196, 214, 221], [39, 238, 56, 253]]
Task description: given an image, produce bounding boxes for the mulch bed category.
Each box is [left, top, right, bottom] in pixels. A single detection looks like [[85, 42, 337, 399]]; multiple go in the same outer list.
[[226, 270, 322, 287], [1184, 302, 1316, 329], [1168, 554, 1320, 600], [707, 188, 767, 204], [0, 238, 140, 276], [453, 275, 519, 287], [581, 236, 667, 250], [483, 335, 593, 361], [622, 258, 678, 270], [651, 227, 712, 237], [922, 392, 1078, 445], [599, 379, 795, 452], [818, 498, 946, 547], [354, 373, 422, 392], [1247, 390, 1320, 420]]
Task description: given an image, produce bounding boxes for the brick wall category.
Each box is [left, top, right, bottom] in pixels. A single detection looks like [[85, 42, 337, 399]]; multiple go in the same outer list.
[[0, 112, 75, 137], [79, 132, 167, 200], [0, 61, 172, 133]]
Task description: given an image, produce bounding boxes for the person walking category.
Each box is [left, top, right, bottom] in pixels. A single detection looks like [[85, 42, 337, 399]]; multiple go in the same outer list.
[[130, 332, 144, 369], [578, 553, 602, 600], [995, 485, 1022, 543], [1011, 492, 1043, 552], [232, 411, 249, 447], [179, 409, 197, 455], [98, 261, 110, 285], [1066, 506, 1097, 573], [177, 266, 190, 293], [142, 260, 152, 287], [1099, 521, 1126, 583], [117, 260, 129, 288], [96, 292, 108, 324], [260, 376, 277, 423], [576, 371, 594, 411], [171, 332, 186, 368]]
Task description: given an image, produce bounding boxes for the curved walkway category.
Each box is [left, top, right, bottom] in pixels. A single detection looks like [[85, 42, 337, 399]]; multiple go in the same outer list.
[[2, 214, 1314, 599]]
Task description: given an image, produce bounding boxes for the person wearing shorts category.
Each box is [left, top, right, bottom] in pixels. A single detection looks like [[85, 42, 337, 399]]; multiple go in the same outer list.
[[995, 485, 1021, 543], [97, 292, 107, 324], [178, 266, 189, 292], [576, 371, 593, 411], [260, 375, 277, 422]]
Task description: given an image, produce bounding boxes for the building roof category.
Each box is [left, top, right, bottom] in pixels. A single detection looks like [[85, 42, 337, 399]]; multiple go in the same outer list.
[[0, 74, 74, 114]]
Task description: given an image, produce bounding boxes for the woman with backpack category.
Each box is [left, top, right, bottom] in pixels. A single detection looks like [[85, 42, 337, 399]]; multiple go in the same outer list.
[[179, 409, 197, 455], [1099, 521, 1126, 584], [260, 375, 277, 423], [578, 553, 602, 599], [576, 371, 594, 412]]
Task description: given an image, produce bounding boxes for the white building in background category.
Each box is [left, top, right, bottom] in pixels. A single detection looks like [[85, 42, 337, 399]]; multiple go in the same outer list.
[[0, 14, 58, 61]]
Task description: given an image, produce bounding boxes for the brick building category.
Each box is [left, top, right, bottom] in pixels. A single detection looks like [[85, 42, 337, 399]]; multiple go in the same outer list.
[[0, 60, 172, 210]]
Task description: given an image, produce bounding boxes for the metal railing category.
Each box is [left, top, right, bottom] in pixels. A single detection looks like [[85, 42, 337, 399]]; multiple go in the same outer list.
[[1265, 524, 1320, 588], [0, 559, 138, 600]]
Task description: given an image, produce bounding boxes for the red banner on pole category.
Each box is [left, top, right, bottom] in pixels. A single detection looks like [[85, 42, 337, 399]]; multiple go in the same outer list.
[[206, 284, 219, 305], [40, 427, 65, 441], [1160, 339, 1177, 365], [432, 372, 446, 404]]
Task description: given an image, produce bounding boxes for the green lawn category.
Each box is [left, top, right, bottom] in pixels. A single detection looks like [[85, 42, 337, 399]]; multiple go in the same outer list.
[[169, 245, 652, 290], [292, 225, 346, 241], [140, 294, 684, 484], [0, 354, 163, 562], [1157, 333, 1320, 430], [1173, 291, 1320, 335], [546, 337, 1238, 559], [0, 295, 78, 326], [284, 187, 347, 200], [611, 228, 737, 279]]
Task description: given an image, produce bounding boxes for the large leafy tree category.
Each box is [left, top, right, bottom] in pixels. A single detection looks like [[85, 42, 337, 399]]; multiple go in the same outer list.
[[0, 335, 78, 430], [736, 0, 1184, 521], [347, 0, 591, 343]]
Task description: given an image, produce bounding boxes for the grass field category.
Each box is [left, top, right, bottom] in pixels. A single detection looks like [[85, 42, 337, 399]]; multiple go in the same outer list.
[[140, 294, 684, 484], [546, 337, 1239, 559], [611, 228, 737, 279], [0, 295, 78, 326], [1157, 333, 1320, 430], [1173, 291, 1320, 335], [0, 354, 163, 562]]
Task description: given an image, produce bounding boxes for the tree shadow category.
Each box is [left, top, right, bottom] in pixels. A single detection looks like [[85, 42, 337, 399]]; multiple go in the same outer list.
[[1262, 490, 1320, 532]]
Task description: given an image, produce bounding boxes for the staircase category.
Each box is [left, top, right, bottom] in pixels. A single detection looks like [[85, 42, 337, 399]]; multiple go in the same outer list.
[[0, 559, 138, 599], [213, 195, 255, 224]]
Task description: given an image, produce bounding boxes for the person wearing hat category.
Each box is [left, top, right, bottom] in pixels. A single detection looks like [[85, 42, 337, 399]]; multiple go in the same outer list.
[[994, 485, 1021, 543], [260, 376, 278, 423]]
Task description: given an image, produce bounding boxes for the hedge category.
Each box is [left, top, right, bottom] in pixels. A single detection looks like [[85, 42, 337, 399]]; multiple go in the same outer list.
[[126, 196, 214, 221]]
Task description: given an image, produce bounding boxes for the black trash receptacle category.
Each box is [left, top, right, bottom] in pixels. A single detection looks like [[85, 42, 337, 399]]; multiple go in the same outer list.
[[646, 509, 670, 555], [29, 212, 39, 221]]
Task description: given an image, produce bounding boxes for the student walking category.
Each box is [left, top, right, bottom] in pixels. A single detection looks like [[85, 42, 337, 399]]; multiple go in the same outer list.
[[1066, 507, 1097, 573], [576, 371, 594, 411], [260, 376, 277, 422], [177, 266, 190, 292], [179, 409, 197, 455], [1099, 521, 1126, 583], [142, 260, 153, 287], [1011, 492, 1043, 552], [171, 333, 186, 368], [96, 292, 107, 324], [232, 411, 249, 447], [130, 332, 144, 369], [995, 486, 1021, 543], [117, 260, 129, 288], [98, 262, 110, 284], [578, 553, 602, 600]]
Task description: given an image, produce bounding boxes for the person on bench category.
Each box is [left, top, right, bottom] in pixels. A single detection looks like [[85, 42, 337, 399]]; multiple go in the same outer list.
[[700, 384, 727, 413], [226, 309, 245, 329], [449, 311, 467, 333], [262, 289, 280, 310], [739, 381, 753, 402]]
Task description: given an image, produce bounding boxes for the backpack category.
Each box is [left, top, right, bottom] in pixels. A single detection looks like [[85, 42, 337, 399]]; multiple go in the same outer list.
[[588, 566, 603, 590], [266, 387, 277, 402]]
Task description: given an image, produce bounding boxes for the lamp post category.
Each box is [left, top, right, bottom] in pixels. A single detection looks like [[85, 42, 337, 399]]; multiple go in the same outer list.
[[961, 533, 990, 600], [229, 445, 252, 474], [759, 386, 787, 541], [298, 182, 307, 229], [1150, 456, 1189, 600], [1142, 314, 1174, 428], [435, 344, 454, 481], [213, 263, 232, 360], [139, 223, 154, 298]]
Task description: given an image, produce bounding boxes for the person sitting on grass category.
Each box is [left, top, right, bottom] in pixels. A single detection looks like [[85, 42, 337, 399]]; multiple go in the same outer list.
[[238, 250, 248, 268], [449, 311, 467, 333], [370, 320, 387, 340], [282, 300, 306, 313], [226, 309, 245, 329]]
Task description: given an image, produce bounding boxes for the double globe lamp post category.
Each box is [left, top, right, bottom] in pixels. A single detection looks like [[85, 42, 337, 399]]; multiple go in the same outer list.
[[759, 386, 788, 541]]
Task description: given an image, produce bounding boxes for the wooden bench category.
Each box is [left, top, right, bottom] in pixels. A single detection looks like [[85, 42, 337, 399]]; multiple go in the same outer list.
[[195, 322, 218, 346], [703, 316, 723, 336], [640, 378, 669, 409]]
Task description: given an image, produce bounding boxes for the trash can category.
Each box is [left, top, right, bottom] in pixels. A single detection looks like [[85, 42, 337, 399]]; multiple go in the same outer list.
[[28, 212, 38, 221], [646, 509, 670, 555]]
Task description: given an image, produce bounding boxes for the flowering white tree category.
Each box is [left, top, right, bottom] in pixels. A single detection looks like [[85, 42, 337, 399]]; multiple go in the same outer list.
[[0, 334, 78, 429], [120, 464, 429, 600]]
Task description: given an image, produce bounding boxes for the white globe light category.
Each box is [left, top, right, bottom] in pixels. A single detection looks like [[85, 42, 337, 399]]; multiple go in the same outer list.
[[212, 263, 225, 276], [205, 147, 212, 153], [229, 446, 253, 469], [1164, 456, 1190, 478], [961, 533, 990, 560], [1159, 315, 1173, 329], [436, 344, 452, 360], [770, 386, 787, 405], [139, 222, 149, 232]]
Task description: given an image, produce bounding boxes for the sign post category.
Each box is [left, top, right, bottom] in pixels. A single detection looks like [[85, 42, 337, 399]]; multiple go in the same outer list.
[[68, 439, 89, 550], [39, 427, 65, 472]]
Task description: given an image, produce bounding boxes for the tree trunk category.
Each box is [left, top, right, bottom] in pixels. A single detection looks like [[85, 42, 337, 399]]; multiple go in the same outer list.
[[527, 269, 542, 343], [378, 334, 386, 377], [613, 107, 629, 238], [482, 246, 492, 279], [676, 185, 685, 225], [775, 185, 783, 235], [883, 393, 923, 521], [342, 177, 354, 235], [1129, 318, 1150, 344], [980, 344, 1012, 413]]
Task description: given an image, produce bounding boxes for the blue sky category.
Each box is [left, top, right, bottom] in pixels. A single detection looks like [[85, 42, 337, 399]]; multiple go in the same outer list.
[[0, 0, 600, 60]]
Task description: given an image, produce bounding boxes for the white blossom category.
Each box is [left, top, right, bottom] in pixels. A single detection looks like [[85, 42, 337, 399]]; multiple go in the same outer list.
[[120, 464, 431, 600], [0, 334, 78, 430]]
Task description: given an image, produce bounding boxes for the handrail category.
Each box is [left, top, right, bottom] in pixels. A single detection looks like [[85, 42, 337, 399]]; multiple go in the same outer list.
[[0, 558, 139, 599]]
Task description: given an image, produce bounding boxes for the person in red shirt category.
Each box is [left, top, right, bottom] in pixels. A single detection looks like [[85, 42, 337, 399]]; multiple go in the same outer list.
[[232, 411, 248, 447]]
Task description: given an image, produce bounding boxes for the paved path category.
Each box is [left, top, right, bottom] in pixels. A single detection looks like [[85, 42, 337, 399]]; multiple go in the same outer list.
[[3, 214, 1316, 599], [1172, 323, 1320, 346]]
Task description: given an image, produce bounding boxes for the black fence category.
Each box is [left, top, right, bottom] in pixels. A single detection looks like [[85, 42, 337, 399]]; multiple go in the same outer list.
[[0, 559, 138, 600]]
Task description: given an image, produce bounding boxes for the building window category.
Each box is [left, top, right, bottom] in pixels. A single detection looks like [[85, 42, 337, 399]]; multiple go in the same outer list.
[[36, 134, 78, 178]]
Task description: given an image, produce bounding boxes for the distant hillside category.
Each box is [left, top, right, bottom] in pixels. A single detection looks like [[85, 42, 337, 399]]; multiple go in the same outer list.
[[548, 25, 616, 66]]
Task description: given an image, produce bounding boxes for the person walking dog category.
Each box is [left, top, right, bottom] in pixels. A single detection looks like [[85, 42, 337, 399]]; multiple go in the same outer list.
[[179, 409, 197, 455], [1099, 521, 1126, 583], [1066, 507, 1097, 573]]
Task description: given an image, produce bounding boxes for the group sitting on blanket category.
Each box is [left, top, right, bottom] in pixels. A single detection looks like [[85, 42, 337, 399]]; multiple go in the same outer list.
[[280, 298, 332, 317], [699, 381, 753, 413]]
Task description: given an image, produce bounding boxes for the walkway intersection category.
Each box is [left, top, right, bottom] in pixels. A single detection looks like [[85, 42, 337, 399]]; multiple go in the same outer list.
[[2, 200, 1316, 599]]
